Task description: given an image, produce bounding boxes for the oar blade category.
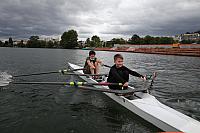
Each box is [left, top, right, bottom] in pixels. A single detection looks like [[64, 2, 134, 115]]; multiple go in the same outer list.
[[0, 72, 12, 87], [0, 81, 10, 87]]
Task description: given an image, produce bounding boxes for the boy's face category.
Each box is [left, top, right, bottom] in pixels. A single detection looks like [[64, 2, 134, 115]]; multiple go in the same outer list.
[[114, 58, 123, 68], [89, 54, 95, 59]]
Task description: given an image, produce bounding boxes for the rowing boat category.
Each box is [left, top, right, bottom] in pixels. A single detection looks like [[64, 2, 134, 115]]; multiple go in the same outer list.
[[68, 62, 200, 132]]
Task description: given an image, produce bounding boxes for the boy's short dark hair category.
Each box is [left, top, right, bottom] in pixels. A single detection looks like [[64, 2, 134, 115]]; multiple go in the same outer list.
[[114, 54, 123, 61], [89, 50, 96, 56]]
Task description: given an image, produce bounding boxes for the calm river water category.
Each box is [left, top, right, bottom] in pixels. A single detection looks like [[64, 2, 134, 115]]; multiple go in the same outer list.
[[0, 47, 199, 133]]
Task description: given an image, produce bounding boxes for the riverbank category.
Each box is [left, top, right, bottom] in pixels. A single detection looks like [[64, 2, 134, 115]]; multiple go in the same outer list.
[[94, 44, 200, 57]]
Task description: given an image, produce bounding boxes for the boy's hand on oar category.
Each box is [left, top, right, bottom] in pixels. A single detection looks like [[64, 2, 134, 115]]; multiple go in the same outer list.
[[123, 82, 129, 87], [141, 75, 147, 81]]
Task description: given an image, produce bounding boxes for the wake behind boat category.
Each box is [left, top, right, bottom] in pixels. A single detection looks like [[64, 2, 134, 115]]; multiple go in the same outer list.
[[68, 62, 200, 133]]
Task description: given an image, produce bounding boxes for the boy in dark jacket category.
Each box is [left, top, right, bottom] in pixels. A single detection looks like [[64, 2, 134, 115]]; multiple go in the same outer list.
[[107, 54, 146, 90]]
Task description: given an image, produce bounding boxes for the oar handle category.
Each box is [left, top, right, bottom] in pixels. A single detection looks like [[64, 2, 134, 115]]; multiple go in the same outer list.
[[102, 64, 111, 68]]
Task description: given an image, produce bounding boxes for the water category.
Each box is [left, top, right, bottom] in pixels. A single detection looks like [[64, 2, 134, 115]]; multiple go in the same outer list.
[[0, 47, 199, 133]]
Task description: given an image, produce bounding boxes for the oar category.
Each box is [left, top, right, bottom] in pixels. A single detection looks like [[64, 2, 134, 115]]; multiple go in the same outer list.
[[59, 73, 108, 76], [141, 72, 157, 93], [0, 77, 155, 87], [102, 64, 111, 68], [11, 68, 86, 78], [149, 72, 157, 89], [0, 81, 124, 87], [0, 81, 147, 95]]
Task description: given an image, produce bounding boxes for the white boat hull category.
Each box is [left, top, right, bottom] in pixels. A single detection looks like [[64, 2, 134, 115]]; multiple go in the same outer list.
[[68, 62, 200, 133]]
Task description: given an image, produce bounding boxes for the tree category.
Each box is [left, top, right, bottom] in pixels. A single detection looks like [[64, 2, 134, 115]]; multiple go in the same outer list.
[[85, 38, 91, 47], [40, 40, 46, 48], [194, 30, 200, 34], [27, 36, 40, 48], [197, 40, 200, 44], [144, 35, 154, 44], [5, 41, 8, 47], [181, 40, 192, 44], [159, 37, 174, 44], [17, 40, 26, 47], [53, 41, 59, 48], [154, 37, 161, 44], [0, 40, 3, 47], [30, 36, 39, 40], [131, 34, 140, 40], [60, 29, 78, 49], [128, 34, 141, 44], [46, 40, 54, 48], [105, 41, 114, 47], [90, 35, 101, 47], [111, 38, 126, 44], [8, 37, 13, 47]]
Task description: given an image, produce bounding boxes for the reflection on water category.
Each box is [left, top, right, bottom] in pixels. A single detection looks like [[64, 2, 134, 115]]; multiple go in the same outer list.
[[0, 48, 199, 133]]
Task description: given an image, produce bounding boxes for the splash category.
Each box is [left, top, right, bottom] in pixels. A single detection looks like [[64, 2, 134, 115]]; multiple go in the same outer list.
[[0, 72, 12, 87]]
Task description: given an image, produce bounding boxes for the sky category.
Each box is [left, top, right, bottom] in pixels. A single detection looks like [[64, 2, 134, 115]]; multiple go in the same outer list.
[[0, 0, 200, 41]]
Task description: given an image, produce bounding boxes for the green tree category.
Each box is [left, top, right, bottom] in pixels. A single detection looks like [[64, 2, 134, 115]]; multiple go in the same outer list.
[[0, 40, 3, 47], [105, 41, 114, 47], [111, 38, 126, 44], [8, 37, 13, 47], [27, 36, 40, 48], [159, 37, 174, 44], [53, 41, 59, 48], [60, 29, 78, 49], [144, 35, 154, 44], [85, 38, 91, 47], [181, 40, 192, 44], [131, 34, 140, 40], [154, 37, 160, 44], [30, 36, 39, 40], [17, 40, 26, 47], [5, 41, 8, 47], [46, 40, 54, 48], [40, 40, 46, 48], [128, 34, 141, 44], [90, 35, 101, 47]]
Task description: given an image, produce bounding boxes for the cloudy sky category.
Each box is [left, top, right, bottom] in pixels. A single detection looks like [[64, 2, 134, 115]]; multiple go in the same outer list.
[[0, 0, 200, 40]]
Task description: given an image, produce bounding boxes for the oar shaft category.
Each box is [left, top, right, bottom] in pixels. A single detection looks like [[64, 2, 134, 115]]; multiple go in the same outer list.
[[13, 71, 58, 77], [12, 68, 86, 78], [11, 81, 57, 85], [63, 73, 108, 76], [102, 64, 111, 68], [150, 72, 157, 87], [10, 81, 123, 86]]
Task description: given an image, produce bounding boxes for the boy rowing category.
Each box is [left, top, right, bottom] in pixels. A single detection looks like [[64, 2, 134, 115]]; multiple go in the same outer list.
[[107, 54, 146, 90], [83, 50, 102, 75]]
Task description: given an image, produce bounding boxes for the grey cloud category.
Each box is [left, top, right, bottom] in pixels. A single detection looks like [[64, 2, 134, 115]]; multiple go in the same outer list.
[[0, 0, 199, 40]]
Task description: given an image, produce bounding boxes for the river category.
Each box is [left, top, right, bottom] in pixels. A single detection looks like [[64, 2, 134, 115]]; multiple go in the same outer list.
[[0, 47, 199, 133]]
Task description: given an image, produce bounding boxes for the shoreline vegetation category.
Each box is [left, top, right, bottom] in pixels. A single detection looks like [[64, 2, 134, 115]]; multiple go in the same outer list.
[[0, 29, 200, 57]]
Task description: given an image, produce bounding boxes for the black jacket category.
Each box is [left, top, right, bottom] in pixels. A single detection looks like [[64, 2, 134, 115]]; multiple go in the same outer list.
[[107, 65, 143, 90]]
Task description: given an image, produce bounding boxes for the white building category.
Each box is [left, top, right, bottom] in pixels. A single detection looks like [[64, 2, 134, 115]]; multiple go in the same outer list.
[[175, 33, 200, 41]]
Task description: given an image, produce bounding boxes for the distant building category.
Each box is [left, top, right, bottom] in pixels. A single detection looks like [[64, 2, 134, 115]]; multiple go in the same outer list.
[[78, 40, 85, 47], [175, 33, 200, 41], [40, 37, 60, 43]]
